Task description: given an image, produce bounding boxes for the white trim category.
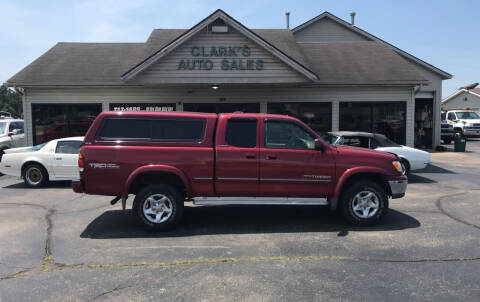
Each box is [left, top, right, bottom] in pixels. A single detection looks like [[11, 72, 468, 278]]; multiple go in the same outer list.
[[122, 10, 318, 82], [292, 12, 452, 80]]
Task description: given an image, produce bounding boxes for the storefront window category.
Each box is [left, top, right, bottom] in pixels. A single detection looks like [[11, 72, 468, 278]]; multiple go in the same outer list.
[[267, 102, 331, 135], [340, 102, 406, 144], [184, 103, 259, 114], [32, 104, 102, 144]]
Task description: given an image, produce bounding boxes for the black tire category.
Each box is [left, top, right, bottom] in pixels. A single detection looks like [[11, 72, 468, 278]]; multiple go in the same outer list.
[[341, 180, 388, 226], [133, 184, 184, 231], [400, 158, 411, 175], [0, 149, 4, 176], [23, 163, 48, 188]]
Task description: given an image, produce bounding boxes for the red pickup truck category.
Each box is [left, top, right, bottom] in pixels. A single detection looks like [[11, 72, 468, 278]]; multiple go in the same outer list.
[[73, 111, 407, 230]]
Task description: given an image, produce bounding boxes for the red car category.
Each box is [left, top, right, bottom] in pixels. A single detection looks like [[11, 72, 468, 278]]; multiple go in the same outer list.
[[73, 112, 407, 230]]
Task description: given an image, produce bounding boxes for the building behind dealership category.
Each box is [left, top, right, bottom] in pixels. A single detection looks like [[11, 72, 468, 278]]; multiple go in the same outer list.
[[6, 10, 451, 148]]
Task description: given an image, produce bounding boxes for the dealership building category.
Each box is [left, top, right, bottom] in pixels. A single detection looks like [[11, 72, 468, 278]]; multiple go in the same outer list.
[[6, 10, 451, 147]]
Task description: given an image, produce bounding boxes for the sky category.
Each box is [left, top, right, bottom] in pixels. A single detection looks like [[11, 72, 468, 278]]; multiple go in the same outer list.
[[1, 0, 478, 97]]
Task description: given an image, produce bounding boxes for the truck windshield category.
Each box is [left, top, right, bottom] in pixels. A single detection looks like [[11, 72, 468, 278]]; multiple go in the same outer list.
[[456, 112, 480, 119], [0, 122, 5, 134]]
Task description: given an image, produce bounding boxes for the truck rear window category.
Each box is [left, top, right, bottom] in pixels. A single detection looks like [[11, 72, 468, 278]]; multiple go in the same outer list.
[[97, 118, 206, 141]]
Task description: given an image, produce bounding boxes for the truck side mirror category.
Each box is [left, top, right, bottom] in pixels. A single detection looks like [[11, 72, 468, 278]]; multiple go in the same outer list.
[[8, 129, 19, 136], [315, 138, 325, 151]]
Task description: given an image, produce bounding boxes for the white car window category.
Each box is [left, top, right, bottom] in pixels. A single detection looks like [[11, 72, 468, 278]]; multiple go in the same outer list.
[[55, 141, 82, 154]]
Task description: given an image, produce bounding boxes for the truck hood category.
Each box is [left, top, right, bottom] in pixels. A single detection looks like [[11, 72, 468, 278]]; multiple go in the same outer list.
[[459, 119, 480, 124], [335, 145, 397, 161], [333, 145, 401, 175]]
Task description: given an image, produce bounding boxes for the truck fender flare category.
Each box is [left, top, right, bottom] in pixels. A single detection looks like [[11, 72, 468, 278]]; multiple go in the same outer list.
[[333, 166, 387, 200], [123, 165, 192, 198]]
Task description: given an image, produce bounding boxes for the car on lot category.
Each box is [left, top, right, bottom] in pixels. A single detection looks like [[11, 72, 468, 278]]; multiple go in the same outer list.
[[445, 110, 480, 137], [73, 112, 407, 230], [324, 131, 430, 175], [0, 137, 83, 187], [0, 118, 25, 162]]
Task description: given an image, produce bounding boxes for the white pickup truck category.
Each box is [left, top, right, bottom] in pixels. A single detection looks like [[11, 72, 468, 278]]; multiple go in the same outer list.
[[0, 119, 25, 161], [445, 110, 480, 137]]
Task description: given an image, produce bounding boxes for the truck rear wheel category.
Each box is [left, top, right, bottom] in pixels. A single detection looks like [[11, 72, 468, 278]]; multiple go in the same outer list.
[[341, 180, 388, 226], [133, 184, 184, 231]]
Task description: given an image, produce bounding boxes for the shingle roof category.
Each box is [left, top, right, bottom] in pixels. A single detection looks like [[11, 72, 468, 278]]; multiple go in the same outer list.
[[298, 41, 426, 84], [7, 43, 145, 86], [6, 29, 426, 86], [470, 88, 480, 95]]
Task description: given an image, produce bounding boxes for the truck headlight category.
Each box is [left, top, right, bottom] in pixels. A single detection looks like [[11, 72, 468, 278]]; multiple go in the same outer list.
[[392, 161, 404, 174]]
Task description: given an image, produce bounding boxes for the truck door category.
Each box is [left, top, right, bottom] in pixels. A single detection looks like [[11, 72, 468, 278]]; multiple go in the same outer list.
[[215, 116, 259, 196], [8, 122, 24, 148], [259, 118, 334, 197]]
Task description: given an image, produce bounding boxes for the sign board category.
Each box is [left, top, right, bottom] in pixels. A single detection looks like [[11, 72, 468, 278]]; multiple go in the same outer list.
[[109, 103, 176, 112], [177, 45, 264, 71]]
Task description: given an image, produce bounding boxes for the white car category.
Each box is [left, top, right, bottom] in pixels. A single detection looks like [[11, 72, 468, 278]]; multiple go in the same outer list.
[[0, 137, 83, 187], [326, 131, 431, 174]]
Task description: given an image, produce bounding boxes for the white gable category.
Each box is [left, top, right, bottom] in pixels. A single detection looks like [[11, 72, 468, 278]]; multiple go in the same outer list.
[[443, 90, 480, 111], [131, 27, 308, 84]]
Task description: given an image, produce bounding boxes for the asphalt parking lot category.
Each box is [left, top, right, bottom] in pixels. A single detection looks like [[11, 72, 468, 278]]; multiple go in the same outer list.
[[0, 141, 479, 301]]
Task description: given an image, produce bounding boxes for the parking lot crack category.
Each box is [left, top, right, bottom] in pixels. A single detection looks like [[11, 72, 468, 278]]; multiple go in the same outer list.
[[435, 191, 480, 230]]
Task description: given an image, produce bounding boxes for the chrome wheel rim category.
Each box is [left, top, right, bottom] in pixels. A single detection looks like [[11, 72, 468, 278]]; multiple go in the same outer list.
[[26, 167, 42, 185], [142, 194, 173, 224], [352, 190, 380, 219]]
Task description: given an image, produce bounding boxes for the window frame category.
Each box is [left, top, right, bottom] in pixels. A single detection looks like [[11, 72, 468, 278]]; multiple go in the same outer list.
[[55, 140, 83, 154], [96, 117, 207, 142], [263, 118, 317, 150]]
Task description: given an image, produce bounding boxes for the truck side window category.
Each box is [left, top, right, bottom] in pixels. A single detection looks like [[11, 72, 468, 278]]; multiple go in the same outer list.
[[225, 118, 257, 148], [9, 122, 24, 134], [447, 112, 456, 121], [98, 118, 151, 140], [265, 120, 315, 150]]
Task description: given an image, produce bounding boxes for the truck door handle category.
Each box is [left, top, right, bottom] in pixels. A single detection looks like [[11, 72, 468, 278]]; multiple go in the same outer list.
[[245, 153, 256, 159], [55, 157, 62, 160], [266, 154, 277, 160]]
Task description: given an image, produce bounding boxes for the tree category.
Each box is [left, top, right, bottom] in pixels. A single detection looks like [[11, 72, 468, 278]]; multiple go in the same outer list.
[[0, 85, 22, 118]]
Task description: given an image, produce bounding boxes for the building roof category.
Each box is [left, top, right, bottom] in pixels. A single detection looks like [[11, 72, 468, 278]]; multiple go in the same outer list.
[[121, 10, 318, 82], [293, 12, 452, 80], [6, 10, 435, 87], [299, 41, 426, 84]]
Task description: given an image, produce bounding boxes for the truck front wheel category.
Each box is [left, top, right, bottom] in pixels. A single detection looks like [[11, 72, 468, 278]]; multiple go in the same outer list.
[[341, 180, 388, 226], [133, 184, 184, 231]]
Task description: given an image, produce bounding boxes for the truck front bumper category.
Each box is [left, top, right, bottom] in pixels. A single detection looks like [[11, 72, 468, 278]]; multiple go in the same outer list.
[[72, 179, 84, 193], [463, 129, 480, 137], [388, 177, 407, 199]]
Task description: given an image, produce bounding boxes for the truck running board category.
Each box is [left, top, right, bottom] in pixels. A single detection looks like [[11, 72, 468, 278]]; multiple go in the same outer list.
[[193, 197, 328, 206]]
